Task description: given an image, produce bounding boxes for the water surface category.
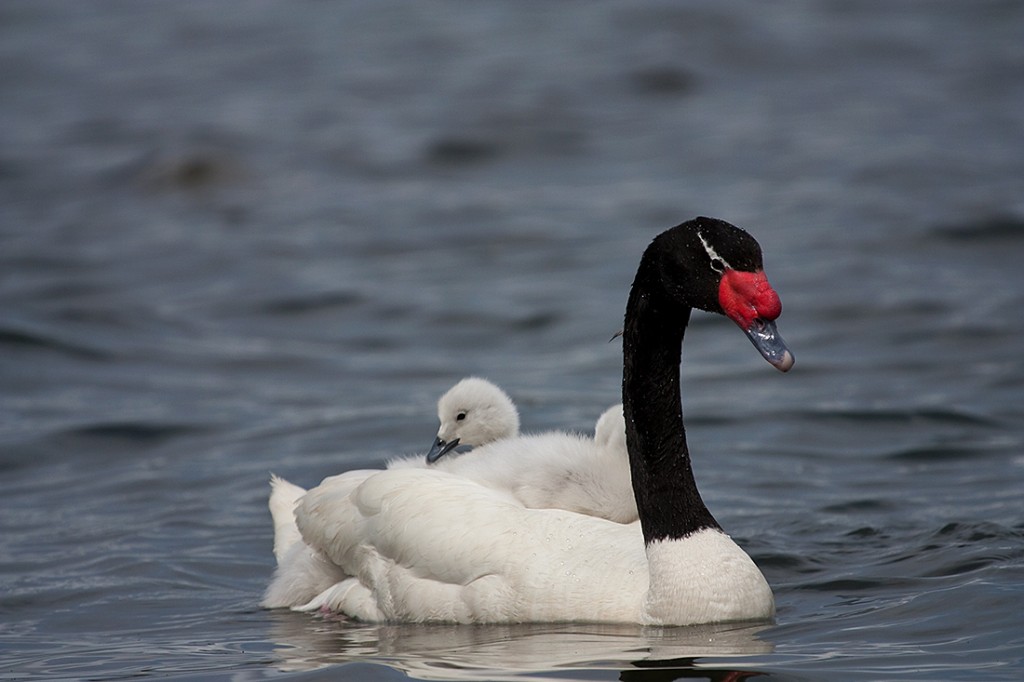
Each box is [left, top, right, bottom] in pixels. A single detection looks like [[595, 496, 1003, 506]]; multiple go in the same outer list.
[[2, 1, 1023, 680]]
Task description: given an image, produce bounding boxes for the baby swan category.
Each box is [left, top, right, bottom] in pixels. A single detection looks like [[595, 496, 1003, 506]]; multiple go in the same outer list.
[[465, 403, 635, 524], [426, 377, 520, 462], [411, 378, 636, 523]]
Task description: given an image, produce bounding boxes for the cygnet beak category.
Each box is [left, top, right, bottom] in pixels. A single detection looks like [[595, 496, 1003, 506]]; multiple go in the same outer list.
[[426, 436, 461, 464]]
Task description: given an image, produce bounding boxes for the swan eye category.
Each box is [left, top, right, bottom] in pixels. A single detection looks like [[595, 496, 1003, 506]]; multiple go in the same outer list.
[[456, 412, 467, 421], [710, 258, 725, 273]]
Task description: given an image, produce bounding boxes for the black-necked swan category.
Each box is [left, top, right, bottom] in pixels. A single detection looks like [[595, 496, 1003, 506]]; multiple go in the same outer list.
[[266, 217, 792, 624]]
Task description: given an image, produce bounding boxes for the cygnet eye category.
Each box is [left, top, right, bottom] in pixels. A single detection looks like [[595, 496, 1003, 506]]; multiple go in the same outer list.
[[456, 412, 467, 421]]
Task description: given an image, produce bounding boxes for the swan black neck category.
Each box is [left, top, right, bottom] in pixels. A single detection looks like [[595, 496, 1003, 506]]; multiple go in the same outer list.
[[622, 235, 722, 545]]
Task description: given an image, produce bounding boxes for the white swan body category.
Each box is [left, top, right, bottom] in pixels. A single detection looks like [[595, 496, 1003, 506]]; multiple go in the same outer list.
[[263, 217, 792, 624], [291, 467, 769, 624]]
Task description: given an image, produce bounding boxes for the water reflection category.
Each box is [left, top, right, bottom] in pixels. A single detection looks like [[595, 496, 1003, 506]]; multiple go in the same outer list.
[[268, 614, 773, 680]]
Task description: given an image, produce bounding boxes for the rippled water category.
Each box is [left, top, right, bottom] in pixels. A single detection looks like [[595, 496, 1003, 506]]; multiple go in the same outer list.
[[2, 1, 1023, 680]]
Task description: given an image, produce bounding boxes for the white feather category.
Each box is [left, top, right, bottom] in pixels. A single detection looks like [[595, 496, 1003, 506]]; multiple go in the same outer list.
[[268, 474, 305, 562]]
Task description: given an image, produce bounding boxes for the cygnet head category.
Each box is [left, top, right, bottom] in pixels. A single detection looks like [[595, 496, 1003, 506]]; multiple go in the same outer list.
[[426, 377, 520, 464], [593, 403, 626, 453]]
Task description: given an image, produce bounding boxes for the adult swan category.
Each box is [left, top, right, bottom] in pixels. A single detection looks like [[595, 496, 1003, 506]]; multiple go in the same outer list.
[[271, 217, 793, 625]]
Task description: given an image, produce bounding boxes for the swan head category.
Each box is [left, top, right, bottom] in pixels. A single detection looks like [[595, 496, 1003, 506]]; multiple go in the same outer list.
[[653, 217, 794, 372], [593, 403, 626, 453], [426, 377, 521, 464]]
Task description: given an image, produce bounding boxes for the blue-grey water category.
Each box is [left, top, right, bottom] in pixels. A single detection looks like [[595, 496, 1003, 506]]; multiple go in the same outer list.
[[2, 1, 1023, 680]]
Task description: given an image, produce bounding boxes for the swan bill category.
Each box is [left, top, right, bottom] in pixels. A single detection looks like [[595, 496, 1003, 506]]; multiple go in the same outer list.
[[716, 268, 789, 372], [426, 436, 460, 463], [742, 318, 794, 372]]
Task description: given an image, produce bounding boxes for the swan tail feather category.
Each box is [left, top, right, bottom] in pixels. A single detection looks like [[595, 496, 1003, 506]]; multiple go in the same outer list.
[[294, 578, 383, 621], [268, 474, 307, 563], [262, 542, 350, 609]]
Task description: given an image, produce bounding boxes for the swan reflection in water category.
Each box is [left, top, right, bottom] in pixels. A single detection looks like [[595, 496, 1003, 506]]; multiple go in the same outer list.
[[267, 614, 773, 680]]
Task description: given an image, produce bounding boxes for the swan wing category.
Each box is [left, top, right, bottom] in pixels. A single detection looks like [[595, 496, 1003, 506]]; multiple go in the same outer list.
[[295, 467, 649, 623]]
